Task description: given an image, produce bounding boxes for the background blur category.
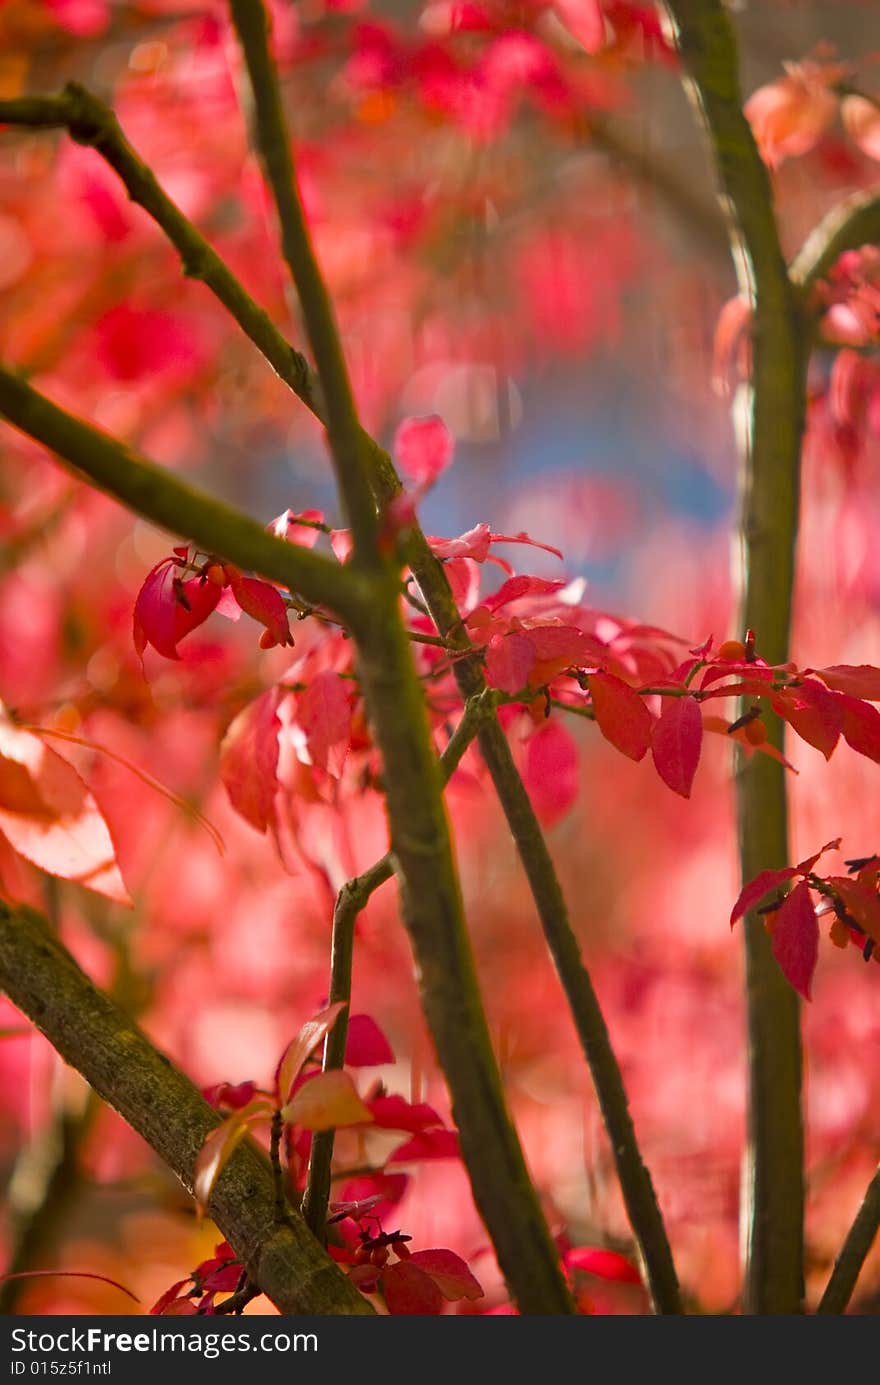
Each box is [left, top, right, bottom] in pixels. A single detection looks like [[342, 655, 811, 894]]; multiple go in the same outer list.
[[1, 0, 879, 1314]]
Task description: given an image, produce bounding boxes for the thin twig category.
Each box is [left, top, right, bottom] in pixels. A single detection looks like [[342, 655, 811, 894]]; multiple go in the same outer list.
[[228, 0, 377, 560], [789, 191, 880, 298], [817, 1164, 880, 1314], [227, 0, 574, 1314], [301, 691, 496, 1239], [0, 366, 363, 627]]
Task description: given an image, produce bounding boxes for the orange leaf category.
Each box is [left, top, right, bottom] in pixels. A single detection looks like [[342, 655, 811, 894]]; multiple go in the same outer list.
[[277, 1001, 347, 1106], [0, 719, 131, 904], [281, 1070, 373, 1132], [193, 1099, 272, 1212]]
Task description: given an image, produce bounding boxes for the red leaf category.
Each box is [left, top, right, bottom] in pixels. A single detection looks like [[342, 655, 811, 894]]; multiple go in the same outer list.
[[813, 664, 880, 700], [366, 1094, 445, 1132], [522, 623, 597, 665], [408, 1249, 484, 1301], [345, 1014, 395, 1066], [523, 720, 579, 825], [336, 1172, 409, 1221], [565, 1246, 642, 1285], [228, 575, 293, 648], [388, 1129, 461, 1162], [150, 1279, 191, 1315], [730, 866, 798, 927], [770, 879, 819, 1001], [133, 560, 220, 661], [794, 838, 841, 875], [483, 575, 565, 613], [381, 1260, 444, 1315], [587, 672, 653, 762], [772, 681, 842, 760], [299, 670, 351, 775], [484, 631, 536, 694], [839, 694, 880, 764], [0, 722, 130, 905], [394, 414, 454, 486], [219, 688, 282, 833], [650, 695, 702, 797], [201, 1080, 257, 1111], [489, 530, 564, 561], [826, 877, 880, 943]]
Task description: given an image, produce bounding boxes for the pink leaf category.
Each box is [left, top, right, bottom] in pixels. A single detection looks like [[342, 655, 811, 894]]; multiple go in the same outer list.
[[650, 695, 702, 798], [490, 530, 564, 561], [382, 1260, 444, 1315], [269, 508, 325, 548], [730, 866, 797, 927], [228, 575, 293, 648], [299, 670, 351, 775], [428, 523, 492, 562], [484, 631, 536, 694], [770, 879, 819, 1001], [587, 672, 653, 762], [393, 414, 454, 486], [408, 1249, 484, 1301], [0, 722, 130, 905], [565, 1246, 642, 1284], [219, 688, 282, 833], [345, 1014, 395, 1066], [523, 720, 579, 826]]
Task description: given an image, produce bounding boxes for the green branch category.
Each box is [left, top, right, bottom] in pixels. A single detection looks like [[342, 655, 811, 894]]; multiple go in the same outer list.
[[665, 0, 808, 1314], [363, 464, 681, 1311], [301, 690, 496, 1241], [790, 191, 880, 298], [817, 1163, 880, 1314], [228, 0, 378, 560], [224, 0, 573, 1312], [0, 902, 374, 1315], [0, 366, 363, 625], [0, 55, 665, 1312]]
